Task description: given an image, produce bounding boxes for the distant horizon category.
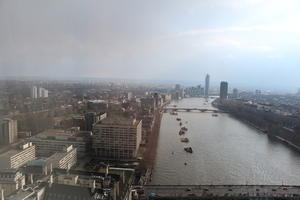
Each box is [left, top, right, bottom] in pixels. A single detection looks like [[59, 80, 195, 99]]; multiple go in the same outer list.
[[0, 75, 298, 93]]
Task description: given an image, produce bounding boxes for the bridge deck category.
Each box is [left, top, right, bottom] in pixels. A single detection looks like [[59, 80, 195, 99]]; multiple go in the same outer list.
[[138, 185, 300, 199]]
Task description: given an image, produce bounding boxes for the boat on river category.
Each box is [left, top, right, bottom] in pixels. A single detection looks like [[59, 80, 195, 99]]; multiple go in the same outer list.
[[179, 130, 185, 135], [170, 111, 178, 115], [184, 147, 193, 153], [181, 127, 188, 131], [180, 138, 189, 142]]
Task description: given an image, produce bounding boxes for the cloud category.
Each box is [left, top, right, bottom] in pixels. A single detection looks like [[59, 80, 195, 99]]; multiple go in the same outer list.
[[178, 25, 300, 37]]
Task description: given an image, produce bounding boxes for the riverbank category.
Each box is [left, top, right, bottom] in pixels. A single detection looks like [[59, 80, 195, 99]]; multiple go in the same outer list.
[[142, 109, 162, 168], [213, 99, 300, 151]]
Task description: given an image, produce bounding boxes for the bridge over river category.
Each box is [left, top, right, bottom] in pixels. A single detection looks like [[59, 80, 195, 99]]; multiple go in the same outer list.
[[163, 107, 227, 113], [131, 185, 300, 200]]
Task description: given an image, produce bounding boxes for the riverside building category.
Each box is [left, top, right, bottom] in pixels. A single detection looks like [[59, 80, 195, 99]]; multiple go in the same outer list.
[[92, 116, 142, 160]]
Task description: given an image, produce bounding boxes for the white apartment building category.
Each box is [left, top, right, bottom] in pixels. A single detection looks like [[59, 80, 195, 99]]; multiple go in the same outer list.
[[0, 143, 36, 169]]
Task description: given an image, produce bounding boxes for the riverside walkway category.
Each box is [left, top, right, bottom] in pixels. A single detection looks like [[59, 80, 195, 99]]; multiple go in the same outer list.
[[133, 185, 300, 199]]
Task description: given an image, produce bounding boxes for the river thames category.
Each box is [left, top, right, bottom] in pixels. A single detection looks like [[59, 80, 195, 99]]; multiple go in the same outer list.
[[151, 98, 300, 185]]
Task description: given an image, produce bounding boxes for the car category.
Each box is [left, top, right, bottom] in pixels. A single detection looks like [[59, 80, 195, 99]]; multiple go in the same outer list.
[[185, 188, 192, 192]]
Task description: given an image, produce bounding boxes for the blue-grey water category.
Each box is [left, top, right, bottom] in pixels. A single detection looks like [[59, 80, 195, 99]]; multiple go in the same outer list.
[[151, 98, 300, 185]]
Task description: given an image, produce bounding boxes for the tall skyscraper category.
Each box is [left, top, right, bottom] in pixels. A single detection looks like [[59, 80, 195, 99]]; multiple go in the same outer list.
[[205, 74, 210, 97], [0, 118, 17, 145], [220, 81, 228, 99]]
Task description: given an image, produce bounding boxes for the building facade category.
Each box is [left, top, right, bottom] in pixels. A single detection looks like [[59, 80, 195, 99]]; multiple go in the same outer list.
[[47, 145, 77, 170], [0, 169, 25, 197], [0, 119, 17, 145], [30, 129, 92, 158], [220, 81, 229, 99], [0, 143, 36, 169], [205, 74, 210, 97], [92, 117, 142, 160]]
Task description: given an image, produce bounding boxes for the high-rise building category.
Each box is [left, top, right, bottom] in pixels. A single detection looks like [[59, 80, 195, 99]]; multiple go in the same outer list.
[[220, 81, 228, 99], [232, 88, 239, 99], [38, 87, 49, 98], [31, 86, 38, 99], [0, 119, 17, 145], [255, 89, 262, 96], [205, 74, 210, 97], [127, 92, 133, 100], [92, 116, 142, 160]]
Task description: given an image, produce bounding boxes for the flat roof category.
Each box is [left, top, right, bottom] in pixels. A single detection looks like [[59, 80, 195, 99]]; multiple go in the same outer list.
[[96, 116, 140, 126], [36, 129, 92, 138]]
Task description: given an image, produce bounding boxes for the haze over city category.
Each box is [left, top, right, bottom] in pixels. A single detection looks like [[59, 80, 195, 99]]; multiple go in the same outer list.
[[1, 0, 300, 90]]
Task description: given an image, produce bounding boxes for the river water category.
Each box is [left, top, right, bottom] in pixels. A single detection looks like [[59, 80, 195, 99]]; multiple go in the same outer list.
[[151, 98, 300, 185]]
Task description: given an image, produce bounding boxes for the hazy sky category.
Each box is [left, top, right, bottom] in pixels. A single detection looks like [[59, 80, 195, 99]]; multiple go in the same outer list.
[[1, 0, 300, 89]]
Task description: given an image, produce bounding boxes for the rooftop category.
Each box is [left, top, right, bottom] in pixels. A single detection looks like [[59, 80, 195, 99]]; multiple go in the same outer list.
[[35, 129, 91, 138], [96, 115, 140, 126]]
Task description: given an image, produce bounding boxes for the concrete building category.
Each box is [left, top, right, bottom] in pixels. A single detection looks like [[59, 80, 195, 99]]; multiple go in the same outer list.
[[84, 112, 107, 131], [0, 119, 17, 145], [30, 129, 92, 158], [31, 86, 38, 99], [205, 74, 210, 97], [220, 81, 229, 99], [128, 92, 133, 100], [232, 88, 239, 99], [92, 116, 142, 160], [140, 97, 155, 110], [0, 143, 36, 169], [0, 169, 25, 197], [47, 145, 77, 170]]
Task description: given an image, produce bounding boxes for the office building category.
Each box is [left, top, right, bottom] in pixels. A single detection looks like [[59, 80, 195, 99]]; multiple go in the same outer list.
[[220, 81, 229, 99], [84, 112, 107, 131], [0, 143, 36, 169], [0, 119, 17, 145], [205, 74, 210, 97], [30, 129, 92, 158], [92, 116, 142, 160]]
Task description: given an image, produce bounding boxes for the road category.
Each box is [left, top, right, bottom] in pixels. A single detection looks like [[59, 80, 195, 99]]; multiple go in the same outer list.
[[141, 185, 300, 199]]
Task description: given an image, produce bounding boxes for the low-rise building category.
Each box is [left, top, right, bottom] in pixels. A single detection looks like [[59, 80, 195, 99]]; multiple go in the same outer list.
[[0, 143, 36, 169], [47, 145, 77, 170], [30, 129, 92, 158], [0, 169, 25, 197]]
